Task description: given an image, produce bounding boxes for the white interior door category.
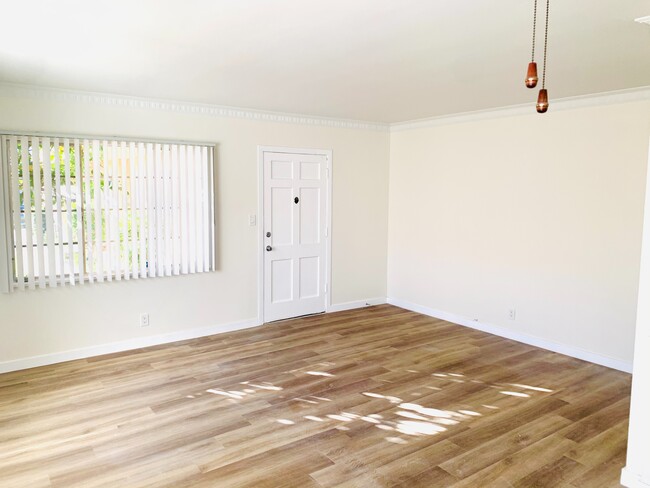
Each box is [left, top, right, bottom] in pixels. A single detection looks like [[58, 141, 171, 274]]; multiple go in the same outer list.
[[263, 151, 328, 322]]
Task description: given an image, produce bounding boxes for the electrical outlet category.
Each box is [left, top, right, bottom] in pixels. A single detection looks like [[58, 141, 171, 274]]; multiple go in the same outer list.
[[249, 214, 257, 226], [140, 313, 150, 327], [508, 308, 516, 321]]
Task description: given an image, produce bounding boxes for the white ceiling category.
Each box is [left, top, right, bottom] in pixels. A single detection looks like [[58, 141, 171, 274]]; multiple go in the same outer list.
[[1, 0, 649, 123]]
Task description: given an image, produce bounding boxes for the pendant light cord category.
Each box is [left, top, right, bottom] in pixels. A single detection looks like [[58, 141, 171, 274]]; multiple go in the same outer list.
[[542, 0, 549, 88], [531, 0, 538, 62]]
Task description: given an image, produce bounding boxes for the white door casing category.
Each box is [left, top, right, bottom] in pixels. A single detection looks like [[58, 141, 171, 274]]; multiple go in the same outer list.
[[258, 147, 331, 323]]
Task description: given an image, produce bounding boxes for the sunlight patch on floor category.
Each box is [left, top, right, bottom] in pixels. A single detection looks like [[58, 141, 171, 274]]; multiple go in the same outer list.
[[362, 392, 402, 403], [385, 437, 408, 444], [396, 420, 446, 436], [248, 383, 282, 391], [306, 371, 335, 377], [276, 419, 295, 425], [507, 383, 553, 393], [327, 414, 353, 422], [206, 389, 244, 400], [500, 391, 530, 398], [396, 410, 429, 421], [458, 410, 481, 417]]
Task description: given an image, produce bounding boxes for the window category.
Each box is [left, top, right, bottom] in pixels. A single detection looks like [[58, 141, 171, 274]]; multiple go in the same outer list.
[[0, 134, 215, 292]]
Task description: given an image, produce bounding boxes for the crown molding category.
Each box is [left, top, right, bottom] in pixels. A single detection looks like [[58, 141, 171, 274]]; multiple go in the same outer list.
[[0, 82, 390, 132], [390, 86, 650, 132], [1, 82, 648, 133]]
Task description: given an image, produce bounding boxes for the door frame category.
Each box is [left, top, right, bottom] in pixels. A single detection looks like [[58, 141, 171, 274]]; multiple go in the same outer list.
[[257, 146, 333, 324]]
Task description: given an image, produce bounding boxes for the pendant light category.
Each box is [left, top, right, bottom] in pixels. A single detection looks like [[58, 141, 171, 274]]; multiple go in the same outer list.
[[525, 0, 539, 88], [536, 0, 550, 113]]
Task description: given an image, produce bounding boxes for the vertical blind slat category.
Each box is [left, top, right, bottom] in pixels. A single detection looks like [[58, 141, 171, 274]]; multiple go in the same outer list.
[[202, 146, 210, 272], [187, 145, 196, 274], [104, 141, 113, 282], [146, 143, 156, 278], [42, 137, 57, 287], [54, 138, 65, 285], [137, 142, 147, 277], [163, 144, 172, 276], [111, 142, 117, 279], [9, 137, 24, 290], [33, 137, 46, 288], [92, 139, 104, 282], [110, 141, 120, 282], [209, 146, 215, 271], [73, 139, 84, 284], [119, 141, 129, 280], [63, 139, 75, 285], [195, 145, 204, 273], [116, 143, 127, 280], [21, 137, 35, 289], [129, 141, 139, 279], [179, 144, 189, 274], [83, 140, 94, 283], [171, 145, 180, 275], [154, 144, 164, 277]]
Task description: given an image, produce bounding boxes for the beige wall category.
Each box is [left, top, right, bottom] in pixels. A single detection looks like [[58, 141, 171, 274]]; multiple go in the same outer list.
[[0, 93, 389, 363], [388, 101, 650, 365]]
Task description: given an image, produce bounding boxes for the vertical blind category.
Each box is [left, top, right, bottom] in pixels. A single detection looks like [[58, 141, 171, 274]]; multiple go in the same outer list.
[[0, 134, 215, 292]]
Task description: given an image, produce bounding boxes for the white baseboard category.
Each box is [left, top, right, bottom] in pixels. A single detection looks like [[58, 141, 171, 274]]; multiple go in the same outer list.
[[621, 467, 650, 488], [0, 299, 389, 374], [328, 297, 387, 313], [2, 297, 631, 375], [0, 318, 260, 375], [387, 297, 633, 373]]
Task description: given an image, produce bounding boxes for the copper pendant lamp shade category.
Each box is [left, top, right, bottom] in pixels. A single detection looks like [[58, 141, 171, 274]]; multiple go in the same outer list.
[[526, 0, 539, 89], [536, 89, 549, 113], [526, 62, 538, 88]]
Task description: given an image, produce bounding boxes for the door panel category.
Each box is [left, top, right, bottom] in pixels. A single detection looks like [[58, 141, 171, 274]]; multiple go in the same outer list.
[[271, 259, 293, 303], [271, 187, 294, 246], [271, 159, 293, 179], [263, 151, 328, 322], [300, 161, 321, 180], [299, 256, 320, 298], [299, 188, 320, 244]]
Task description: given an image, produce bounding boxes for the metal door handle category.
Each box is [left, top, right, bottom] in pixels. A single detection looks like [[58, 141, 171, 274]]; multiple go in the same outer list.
[[266, 245, 272, 252]]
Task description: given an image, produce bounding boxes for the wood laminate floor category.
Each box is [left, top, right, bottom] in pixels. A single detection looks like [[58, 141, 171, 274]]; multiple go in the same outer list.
[[0, 305, 631, 487]]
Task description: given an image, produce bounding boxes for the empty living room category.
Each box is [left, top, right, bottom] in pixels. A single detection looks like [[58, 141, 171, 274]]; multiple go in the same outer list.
[[0, 1, 649, 487]]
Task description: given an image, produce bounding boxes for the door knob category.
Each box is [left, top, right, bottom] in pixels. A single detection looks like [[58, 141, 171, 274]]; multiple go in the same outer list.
[[266, 245, 272, 252]]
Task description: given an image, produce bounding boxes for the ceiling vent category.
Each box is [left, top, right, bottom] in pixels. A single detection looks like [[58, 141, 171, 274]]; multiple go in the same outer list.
[[635, 15, 650, 25]]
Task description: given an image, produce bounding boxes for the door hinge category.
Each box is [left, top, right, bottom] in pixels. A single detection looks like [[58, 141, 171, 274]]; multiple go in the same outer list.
[[326, 167, 330, 179], [325, 282, 328, 293], [325, 226, 329, 237]]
